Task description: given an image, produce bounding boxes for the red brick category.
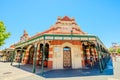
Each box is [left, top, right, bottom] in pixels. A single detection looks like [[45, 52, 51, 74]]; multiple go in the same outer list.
[[48, 61, 53, 68], [48, 54, 53, 58]]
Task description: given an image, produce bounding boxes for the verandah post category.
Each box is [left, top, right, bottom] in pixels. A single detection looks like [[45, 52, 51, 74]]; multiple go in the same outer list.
[[32, 43, 37, 73]]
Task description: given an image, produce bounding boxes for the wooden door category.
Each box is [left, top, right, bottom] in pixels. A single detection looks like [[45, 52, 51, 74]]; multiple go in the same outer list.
[[63, 47, 72, 68]]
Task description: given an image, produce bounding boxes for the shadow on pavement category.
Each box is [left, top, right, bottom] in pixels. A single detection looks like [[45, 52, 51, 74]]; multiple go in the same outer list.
[[12, 63, 51, 74], [38, 59, 113, 78], [11, 58, 113, 78]]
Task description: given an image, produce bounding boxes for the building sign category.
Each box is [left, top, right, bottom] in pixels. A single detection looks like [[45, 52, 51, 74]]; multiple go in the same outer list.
[[81, 38, 88, 40], [64, 37, 71, 40], [39, 37, 44, 40], [72, 37, 80, 40], [89, 38, 96, 40], [45, 36, 53, 40], [54, 37, 62, 40]]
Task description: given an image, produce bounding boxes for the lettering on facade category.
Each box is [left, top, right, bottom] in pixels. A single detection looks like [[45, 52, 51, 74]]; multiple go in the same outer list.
[[89, 38, 96, 40], [39, 37, 44, 40], [72, 37, 80, 40], [64, 37, 71, 40], [81, 38, 88, 40], [54, 37, 62, 40], [45, 36, 53, 40]]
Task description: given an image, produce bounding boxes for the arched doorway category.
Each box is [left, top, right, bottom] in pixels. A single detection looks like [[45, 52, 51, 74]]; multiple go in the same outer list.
[[63, 47, 72, 69], [28, 46, 34, 64], [39, 43, 49, 67], [82, 43, 87, 66], [15, 50, 20, 62], [45, 43, 49, 61], [39, 44, 43, 66]]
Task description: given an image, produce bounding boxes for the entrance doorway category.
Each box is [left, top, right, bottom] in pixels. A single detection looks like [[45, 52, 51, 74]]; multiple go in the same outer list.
[[39, 43, 49, 67], [63, 47, 72, 69], [39, 44, 43, 66], [28, 46, 34, 64]]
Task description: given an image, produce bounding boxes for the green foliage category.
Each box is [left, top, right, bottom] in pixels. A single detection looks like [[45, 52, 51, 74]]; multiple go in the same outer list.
[[117, 48, 120, 54], [109, 47, 120, 54], [0, 21, 10, 46], [109, 48, 114, 53]]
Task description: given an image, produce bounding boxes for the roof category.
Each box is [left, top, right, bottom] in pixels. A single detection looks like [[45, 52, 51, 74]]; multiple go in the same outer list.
[[60, 16, 73, 21], [27, 16, 85, 40], [17, 16, 86, 44]]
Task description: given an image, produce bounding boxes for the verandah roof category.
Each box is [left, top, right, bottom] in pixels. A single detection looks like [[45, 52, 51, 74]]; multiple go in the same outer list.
[[14, 34, 107, 51]]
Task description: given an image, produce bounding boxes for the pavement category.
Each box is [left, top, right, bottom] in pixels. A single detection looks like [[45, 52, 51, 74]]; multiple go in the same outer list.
[[42, 59, 113, 78], [0, 62, 45, 80], [0, 56, 120, 80]]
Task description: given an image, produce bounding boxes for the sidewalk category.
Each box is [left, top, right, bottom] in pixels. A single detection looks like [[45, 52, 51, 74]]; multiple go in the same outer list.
[[46, 57, 120, 80], [11, 62, 52, 74], [0, 57, 120, 80], [43, 59, 113, 78], [0, 62, 45, 80]]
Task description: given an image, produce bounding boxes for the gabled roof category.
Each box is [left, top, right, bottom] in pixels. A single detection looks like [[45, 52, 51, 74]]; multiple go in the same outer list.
[[19, 16, 85, 42], [60, 16, 73, 21]]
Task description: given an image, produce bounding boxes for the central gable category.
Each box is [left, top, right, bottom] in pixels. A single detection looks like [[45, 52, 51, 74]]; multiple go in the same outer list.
[[28, 16, 86, 41], [47, 16, 85, 34]]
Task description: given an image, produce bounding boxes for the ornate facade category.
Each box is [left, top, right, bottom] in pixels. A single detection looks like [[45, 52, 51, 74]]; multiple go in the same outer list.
[[12, 16, 110, 71]]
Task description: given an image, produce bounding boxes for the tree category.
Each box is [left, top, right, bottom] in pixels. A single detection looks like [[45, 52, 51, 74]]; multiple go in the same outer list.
[[109, 48, 114, 53], [0, 21, 10, 46], [117, 48, 120, 54]]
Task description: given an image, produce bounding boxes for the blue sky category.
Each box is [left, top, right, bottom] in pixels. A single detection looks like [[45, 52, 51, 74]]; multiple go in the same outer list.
[[0, 0, 120, 49]]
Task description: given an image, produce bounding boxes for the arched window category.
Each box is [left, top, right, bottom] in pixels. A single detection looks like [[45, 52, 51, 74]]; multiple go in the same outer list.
[[45, 43, 49, 60]]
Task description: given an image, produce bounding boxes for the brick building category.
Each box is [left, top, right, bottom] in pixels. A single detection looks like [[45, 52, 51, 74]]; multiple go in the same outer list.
[[10, 16, 109, 72]]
